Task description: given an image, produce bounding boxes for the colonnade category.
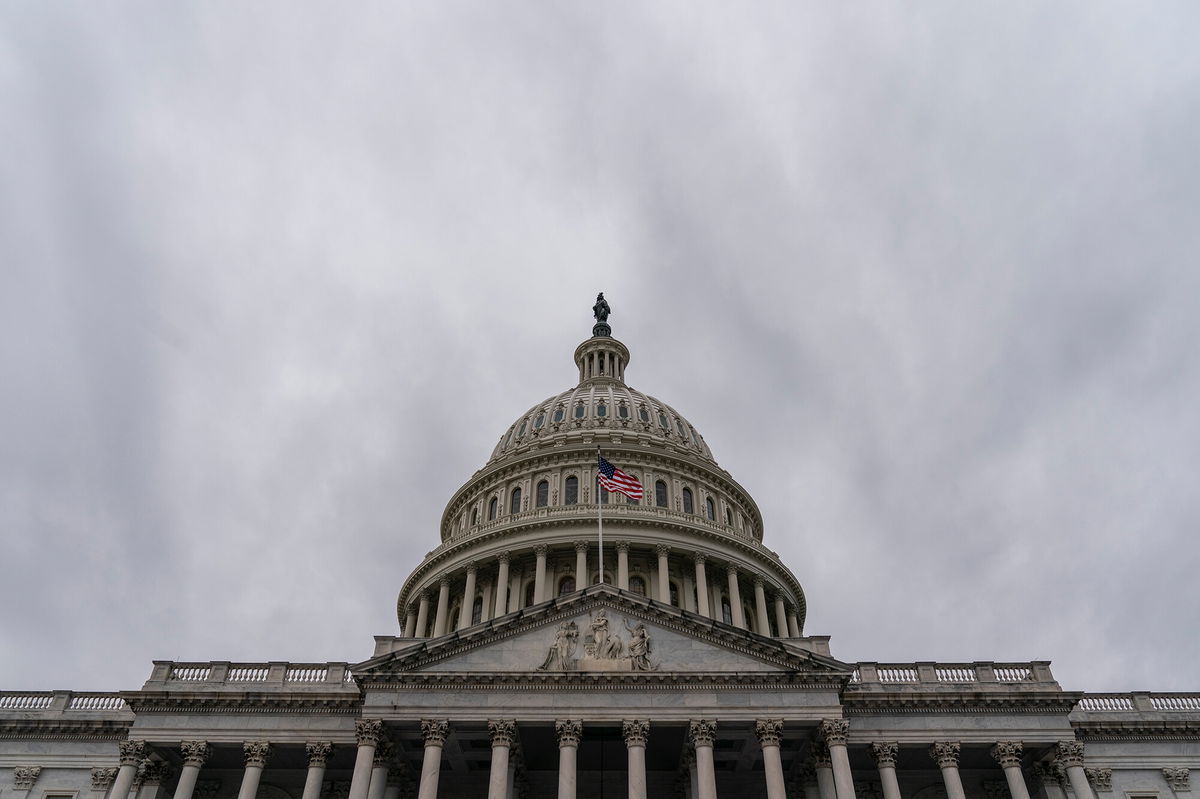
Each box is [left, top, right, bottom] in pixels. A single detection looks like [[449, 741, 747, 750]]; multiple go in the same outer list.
[[401, 545, 802, 640], [135, 722, 1094, 799]]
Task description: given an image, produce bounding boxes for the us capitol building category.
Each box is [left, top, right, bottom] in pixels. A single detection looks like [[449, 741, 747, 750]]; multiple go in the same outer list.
[[3, 297, 1197, 799]]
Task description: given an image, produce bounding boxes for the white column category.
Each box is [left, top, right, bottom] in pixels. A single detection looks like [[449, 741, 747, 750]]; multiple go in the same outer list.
[[870, 743, 902, 799], [688, 720, 717, 799], [574, 542, 588, 589], [173, 742, 210, 799], [656, 545, 671, 603], [814, 743, 837, 799], [753, 577, 771, 634], [487, 721, 515, 799], [432, 579, 451, 637], [624, 720, 650, 799], [301, 743, 331, 799], [1057, 742, 1097, 799], [556, 720, 582, 799], [787, 606, 801, 637], [403, 608, 417, 638], [348, 720, 382, 799], [617, 542, 630, 590], [534, 545, 549, 603], [774, 596, 789, 638], [727, 565, 746, 628], [821, 720, 857, 799], [755, 719, 786, 799], [683, 751, 699, 799], [930, 743, 966, 799], [237, 742, 271, 799], [494, 552, 511, 617], [415, 593, 431, 637], [368, 741, 394, 799], [693, 554, 711, 617], [417, 720, 448, 799], [110, 741, 147, 799], [459, 564, 478, 629], [800, 767, 821, 799], [384, 766, 406, 799], [992, 742, 1031, 799]]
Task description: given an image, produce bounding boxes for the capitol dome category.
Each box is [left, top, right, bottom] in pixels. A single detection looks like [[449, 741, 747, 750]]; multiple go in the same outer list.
[[394, 307, 808, 646]]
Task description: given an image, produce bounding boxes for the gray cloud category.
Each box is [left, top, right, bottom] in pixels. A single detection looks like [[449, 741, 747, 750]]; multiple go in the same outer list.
[[1, 2, 1197, 692]]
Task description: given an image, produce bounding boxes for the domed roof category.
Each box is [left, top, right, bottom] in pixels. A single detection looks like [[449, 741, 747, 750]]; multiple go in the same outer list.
[[486, 329, 716, 467]]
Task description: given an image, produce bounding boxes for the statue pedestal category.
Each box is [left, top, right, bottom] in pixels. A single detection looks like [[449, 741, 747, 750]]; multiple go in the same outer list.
[[592, 323, 611, 337]]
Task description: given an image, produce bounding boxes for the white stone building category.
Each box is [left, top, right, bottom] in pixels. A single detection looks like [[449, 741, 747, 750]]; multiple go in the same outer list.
[[2, 306, 1197, 799]]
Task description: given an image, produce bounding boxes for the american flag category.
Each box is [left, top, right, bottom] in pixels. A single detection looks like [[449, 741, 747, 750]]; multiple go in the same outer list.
[[597, 455, 643, 501]]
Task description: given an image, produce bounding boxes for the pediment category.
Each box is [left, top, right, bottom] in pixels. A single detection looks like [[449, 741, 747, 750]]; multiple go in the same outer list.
[[354, 586, 852, 683]]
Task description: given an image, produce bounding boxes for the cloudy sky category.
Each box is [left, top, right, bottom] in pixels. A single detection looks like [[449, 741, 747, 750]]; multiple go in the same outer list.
[[2, 3, 1198, 694]]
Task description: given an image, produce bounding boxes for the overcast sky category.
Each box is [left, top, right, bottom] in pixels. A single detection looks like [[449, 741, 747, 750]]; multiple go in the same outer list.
[[2, 3, 1199, 695]]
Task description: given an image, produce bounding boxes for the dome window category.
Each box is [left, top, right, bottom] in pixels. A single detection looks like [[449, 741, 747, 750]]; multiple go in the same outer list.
[[630, 576, 646, 596], [721, 595, 733, 625], [618, 404, 629, 419], [518, 420, 527, 437], [639, 406, 650, 423], [534, 413, 545, 429], [676, 419, 686, 437], [574, 404, 586, 419], [597, 402, 607, 417], [682, 487, 694, 514], [524, 582, 536, 608], [669, 582, 680, 607], [558, 576, 576, 596], [725, 507, 733, 525], [510, 487, 522, 515], [655, 481, 668, 508], [599, 486, 609, 504], [553, 407, 565, 423], [658, 412, 669, 429], [471, 596, 483, 625], [565, 476, 579, 505], [488, 497, 498, 521], [536, 480, 549, 508], [705, 497, 715, 520], [471, 508, 478, 526]]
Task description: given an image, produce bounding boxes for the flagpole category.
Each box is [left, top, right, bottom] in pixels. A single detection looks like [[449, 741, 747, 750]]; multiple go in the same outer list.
[[596, 447, 604, 585]]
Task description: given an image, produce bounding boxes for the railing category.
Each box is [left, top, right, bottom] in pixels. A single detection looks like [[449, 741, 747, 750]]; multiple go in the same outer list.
[[851, 662, 1055, 688], [0, 694, 54, 710], [0, 692, 128, 714], [67, 694, 127, 711], [1074, 693, 1200, 712], [149, 661, 354, 688], [452, 503, 756, 544]]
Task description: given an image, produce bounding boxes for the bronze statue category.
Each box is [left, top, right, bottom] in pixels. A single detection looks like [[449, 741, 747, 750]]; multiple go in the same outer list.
[[593, 293, 611, 324]]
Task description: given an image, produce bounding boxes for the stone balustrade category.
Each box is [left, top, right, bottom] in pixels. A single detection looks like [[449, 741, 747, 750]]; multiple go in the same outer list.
[[449, 503, 754, 544], [145, 661, 358, 690], [0, 691, 130, 716], [1074, 693, 1200, 713], [850, 662, 1057, 689]]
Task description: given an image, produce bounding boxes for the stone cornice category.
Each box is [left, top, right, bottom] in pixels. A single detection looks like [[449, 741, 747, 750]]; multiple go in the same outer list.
[[121, 692, 362, 715], [361, 671, 845, 691], [842, 692, 1080, 715], [1072, 720, 1200, 741], [0, 719, 131, 740]]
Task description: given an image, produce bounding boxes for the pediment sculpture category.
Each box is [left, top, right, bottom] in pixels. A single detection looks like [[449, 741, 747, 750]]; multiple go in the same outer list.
[[537, 610, 657, 672]]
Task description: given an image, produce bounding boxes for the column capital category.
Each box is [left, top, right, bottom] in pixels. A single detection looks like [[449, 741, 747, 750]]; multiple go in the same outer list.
[[488, 720, 517, 747], [356, 719, 385, 746], [870, 742, 899, 767], [534, 544, 549, 557], [421, 719, 450, 747], [119, 740, 148, 766], [929, 742, 961, 769], [574, 541, 588, 553], [1086, 769, 1113, 791], [1162, 769, 1190, 792], [754, 719, 783, 747], [1030, 763, 1058, 787], [991, 742, 1023, 768], [819, 719, 850, 746], [91, 768, 119, 790], [655, 544, 671, 557], [1056, 741, 1085, 768], [305, 742, 332, 767], [688, 719, 716, 747], [181, 741, 212, 767], [725, 563, 738, 576], [243, 741, 272, 768], [693, 552, 707, 565], [811, 740, 832, 768], [438, 575, 451, 588], [465, 562, 478, 575], [555, 719, 582, 747], [753, 575, 765, 587], [623, 719, 650, 747], [372, 740, 395, 768], [14, 767, 42, 790], [616, 540, 631, 553], [497, 550, 512, 564]]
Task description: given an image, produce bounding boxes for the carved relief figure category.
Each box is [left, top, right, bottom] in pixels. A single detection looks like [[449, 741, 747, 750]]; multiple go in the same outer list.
[[624, 620, 653, 671], [537, 622, 578, 671], [586, 610, 624, 659]]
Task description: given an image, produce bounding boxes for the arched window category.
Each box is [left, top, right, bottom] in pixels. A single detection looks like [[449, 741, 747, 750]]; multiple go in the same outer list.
[[471, 507, 478, 526], [618, 404, 629, 419], [518, 420, 527, 437], [534, 413, 545, 429], [658, 412, 669, 429], [639, 406, 650, 423], [669, 582, 680, 607], [682, 487, 694, 514], [655, 480, 668, 508], [725, 507, 733, 525], [574, 404, 586, 419], [471, 596, 483, 625], [449, 603, 461, 632], [565, 476, 579, 505], [524, 582, 536, 608], [599, 486, 609, 504], [721, 595, 733, 625], [553, 407, 565, 423], [630, 576, 647, 596], [536, 480, 549, 508], [596, 402, 607, 417], [705, 497, 715, 520], [510, 487, 522, 515], [487, 497, 497, 521], [559, 576, 576, 596], [743, 604, 755, 632]]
